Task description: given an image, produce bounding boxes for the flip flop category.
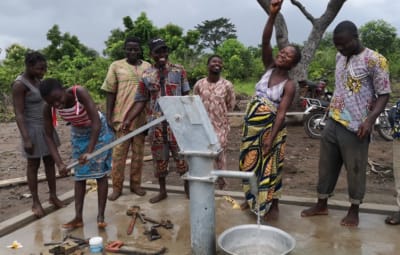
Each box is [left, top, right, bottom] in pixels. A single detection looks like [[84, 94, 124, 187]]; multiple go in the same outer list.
[[385, 211, 400, 225], [61, 221, 84, 230]]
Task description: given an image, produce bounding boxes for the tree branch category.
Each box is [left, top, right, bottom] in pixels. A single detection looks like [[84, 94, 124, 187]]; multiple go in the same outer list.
[[290, 0, 315, 24]]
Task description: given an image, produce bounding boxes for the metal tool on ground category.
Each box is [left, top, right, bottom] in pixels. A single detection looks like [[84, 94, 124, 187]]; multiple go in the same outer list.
[[137, 211, 146, 224], [106, 240, 167, 255], [48, 241, 80, 255], [141, 215, 173, 229], [67, 235, 89, 246], [44, 234, 69, 246], [144, 226, 161, 241], [46, 235, 89, 255], [126, 205, 140, 235]]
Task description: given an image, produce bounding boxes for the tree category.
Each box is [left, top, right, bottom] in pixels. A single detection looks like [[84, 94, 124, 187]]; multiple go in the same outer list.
[[195, 18, 237, 52], [0, 44, 29, 94], [257, 0, 347, 81], [43, 25, 98, 62], [103, 13, 158, 60], [359, 19, 397, 57], [216, 39, 256, 81]]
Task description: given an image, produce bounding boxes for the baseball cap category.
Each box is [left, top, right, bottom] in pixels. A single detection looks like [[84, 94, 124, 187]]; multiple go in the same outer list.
[[149, 38, 168, 53]]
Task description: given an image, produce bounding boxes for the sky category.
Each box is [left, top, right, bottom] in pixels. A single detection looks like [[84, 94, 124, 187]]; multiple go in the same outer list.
[[0, 0, 399, 59]]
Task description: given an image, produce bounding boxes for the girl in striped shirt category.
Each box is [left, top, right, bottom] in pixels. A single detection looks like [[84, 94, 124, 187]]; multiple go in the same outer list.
[[40, 78, 114, 230]]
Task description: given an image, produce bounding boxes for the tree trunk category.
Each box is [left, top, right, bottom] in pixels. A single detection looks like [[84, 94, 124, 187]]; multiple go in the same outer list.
[[257, 0, 347, 109]]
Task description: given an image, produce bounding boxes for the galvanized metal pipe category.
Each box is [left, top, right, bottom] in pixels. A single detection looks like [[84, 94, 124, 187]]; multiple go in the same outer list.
[[186, 155, 216, 255], [211, 170, 258, 196], [66, 116, 166, 170]]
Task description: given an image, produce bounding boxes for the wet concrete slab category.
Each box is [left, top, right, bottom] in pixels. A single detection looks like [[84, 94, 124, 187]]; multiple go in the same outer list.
[[0, 186, 399, 255]]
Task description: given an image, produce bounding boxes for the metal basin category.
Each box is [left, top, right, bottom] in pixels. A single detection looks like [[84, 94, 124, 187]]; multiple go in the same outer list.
[[218, 224, 296, 255]]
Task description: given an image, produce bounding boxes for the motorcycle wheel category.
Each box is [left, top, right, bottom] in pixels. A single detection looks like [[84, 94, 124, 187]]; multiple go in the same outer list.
[[376, 115, 393, 141], [304, 111, 325, 139]]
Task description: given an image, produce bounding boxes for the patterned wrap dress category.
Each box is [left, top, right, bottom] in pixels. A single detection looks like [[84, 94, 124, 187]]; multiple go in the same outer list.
[[239, 69, 287, 216]]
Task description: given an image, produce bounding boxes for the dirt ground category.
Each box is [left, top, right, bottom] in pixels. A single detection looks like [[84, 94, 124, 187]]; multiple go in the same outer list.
[[0, 114, 397, 223]]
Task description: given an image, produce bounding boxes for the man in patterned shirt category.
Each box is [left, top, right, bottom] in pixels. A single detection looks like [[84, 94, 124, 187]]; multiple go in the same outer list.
[[101, 37, 151, 201], [122, 38, 190, 203], [193, 55, 236, 189], [301, 20, 391, 227]]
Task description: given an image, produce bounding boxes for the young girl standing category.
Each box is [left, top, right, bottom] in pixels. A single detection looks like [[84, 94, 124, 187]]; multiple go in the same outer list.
[[12, 52, 64, 218]]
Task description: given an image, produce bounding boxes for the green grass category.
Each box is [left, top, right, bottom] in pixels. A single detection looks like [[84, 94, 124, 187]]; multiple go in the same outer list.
[[234, 80, 256, 96], [233, 80, 400, 103]]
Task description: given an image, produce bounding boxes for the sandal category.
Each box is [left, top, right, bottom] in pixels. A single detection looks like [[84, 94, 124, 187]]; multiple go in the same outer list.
[[61, 220, 83, 230], [385, 211, 400, 225]]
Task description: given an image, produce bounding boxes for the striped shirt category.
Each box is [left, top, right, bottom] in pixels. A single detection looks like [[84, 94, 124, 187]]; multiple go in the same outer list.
[[56, 85, 91, 127]]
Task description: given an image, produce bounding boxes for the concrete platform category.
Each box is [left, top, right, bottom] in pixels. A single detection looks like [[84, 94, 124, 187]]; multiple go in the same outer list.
[[0, 185, 399, 255]]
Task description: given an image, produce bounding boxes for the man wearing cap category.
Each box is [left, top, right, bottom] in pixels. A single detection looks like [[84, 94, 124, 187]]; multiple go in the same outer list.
[[122, 38, 190, 203], [101, 37, 151, 201]]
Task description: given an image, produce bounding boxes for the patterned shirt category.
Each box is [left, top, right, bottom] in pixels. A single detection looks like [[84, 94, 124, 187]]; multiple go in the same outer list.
[[101, 59, 151, 130], [329, 48, 391, 132], [135, 62, 191, 122], [193, 78, 236, 148]]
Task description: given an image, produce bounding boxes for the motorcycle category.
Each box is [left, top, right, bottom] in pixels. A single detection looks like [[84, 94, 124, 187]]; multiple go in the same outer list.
[[375, 108, 393, 141], [302, 97, 329, 139], [302, 97, 393, 141]]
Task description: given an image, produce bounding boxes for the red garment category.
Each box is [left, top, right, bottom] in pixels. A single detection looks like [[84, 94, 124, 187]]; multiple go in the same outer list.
[[55, 85, 91, 127]]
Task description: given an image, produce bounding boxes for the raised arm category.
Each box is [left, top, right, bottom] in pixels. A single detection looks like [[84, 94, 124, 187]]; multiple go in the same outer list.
[[262, 0, 283, 69]]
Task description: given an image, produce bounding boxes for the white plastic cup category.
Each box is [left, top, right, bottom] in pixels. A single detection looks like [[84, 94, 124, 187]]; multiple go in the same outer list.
[[89, 236, 103, 253]]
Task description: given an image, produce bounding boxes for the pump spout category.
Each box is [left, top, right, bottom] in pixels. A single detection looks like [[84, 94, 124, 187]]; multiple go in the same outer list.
[[210, 170, 258, 196]]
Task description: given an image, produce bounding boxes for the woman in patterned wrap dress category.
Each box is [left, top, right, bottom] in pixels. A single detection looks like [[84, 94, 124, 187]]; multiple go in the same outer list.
[[239, 0, 301, 221]]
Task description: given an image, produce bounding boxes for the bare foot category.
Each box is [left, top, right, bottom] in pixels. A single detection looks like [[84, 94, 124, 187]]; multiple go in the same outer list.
[[240, 201, 250, 210], [32, 203, 45, 218], [340, 214, 359, 227], [62, 218, 83, 230], [301, 204, 328, 217], [49, 196, 65, 208], [108, 191, 121, 201], [149, 192, 167, 204], [130, 186, 146, 196], [97, 215, 107, 229], [340, 206, 359, 227]]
